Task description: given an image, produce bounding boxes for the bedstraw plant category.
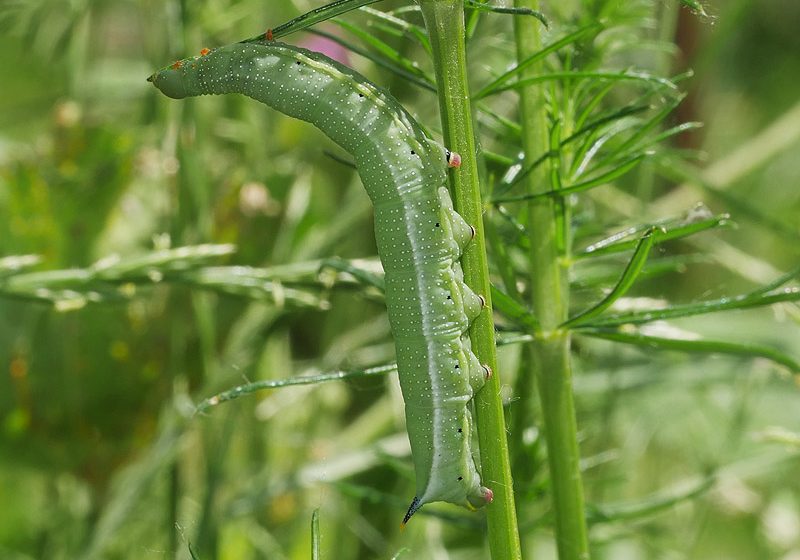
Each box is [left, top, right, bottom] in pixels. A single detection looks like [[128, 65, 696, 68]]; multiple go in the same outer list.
[[1, 0, 799, 559]]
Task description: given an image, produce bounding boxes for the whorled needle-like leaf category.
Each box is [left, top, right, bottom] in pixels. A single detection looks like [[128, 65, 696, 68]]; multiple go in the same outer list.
[[473, 23, 602, 100], [0, 246, 329, 310], [564, 228, 658, 328], [187, 541, 201, 560], [359, 6, 432, 54], [578, 329, 800, 373], [330, 17, 436, 85], [481, 70, 678, 100], [747, 264, 800, 296], [756, 427, 800, 447], [464, 0, 548, 27], [491, 285, 540, 332], [493, 151, 551, 200], [241, 0, 385, 42], [491, 154, 646, 203], [0, 254, 41, 277], [311, 509, 321, 560], [588, 476, 715, 523], [570, 118, 644, 180], [91, 244, 237, 280], [579, 210, 733, 258], [657, 158, 800, 241], [195, 364, 397, 414], [319, 257, 386, 291], [574, 82, 621, 133], [573, 255, 711, 291], [597, 94, 686, 165], [492, 104, 650, 201], [477, 102, 522, 138], [181, 268, 329, 308], [638, 121, 704, 152], [307, 28, 437, 92], [679, 0, 711, 18], [564, 104, 651, 149], [571, 286, 800, 329]]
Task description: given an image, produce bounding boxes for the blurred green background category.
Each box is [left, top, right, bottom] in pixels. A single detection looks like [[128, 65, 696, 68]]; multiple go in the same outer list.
[[1, 1, 799, 559]]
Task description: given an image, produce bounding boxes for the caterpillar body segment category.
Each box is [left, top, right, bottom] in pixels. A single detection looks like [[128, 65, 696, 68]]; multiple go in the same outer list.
[[149, 42, 492, 523]]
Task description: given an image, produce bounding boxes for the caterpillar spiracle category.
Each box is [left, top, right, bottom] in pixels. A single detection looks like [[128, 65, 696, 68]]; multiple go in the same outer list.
[[148, 42, 493, 524]]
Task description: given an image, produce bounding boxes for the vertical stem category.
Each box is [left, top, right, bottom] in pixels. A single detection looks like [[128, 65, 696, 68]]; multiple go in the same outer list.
[[513, 2, 590, 559], [418, 2, 521, 558]]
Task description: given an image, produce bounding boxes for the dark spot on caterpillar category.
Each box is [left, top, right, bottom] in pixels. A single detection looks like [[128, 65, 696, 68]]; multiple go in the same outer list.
[[447, 295, 452, 300], [457, 476, 463, 481], [455, 364, 459, 369], [358, 93, 364, 98], [457, 428, 463, 433], [295, 61, 301, 65], [411, 150, 416, 155], [435, 222, 440, 227]]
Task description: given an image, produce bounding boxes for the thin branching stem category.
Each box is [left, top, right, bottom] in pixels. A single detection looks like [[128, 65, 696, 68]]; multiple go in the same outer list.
[[514, 0, 591, 558], [418, 1, 522, 557]]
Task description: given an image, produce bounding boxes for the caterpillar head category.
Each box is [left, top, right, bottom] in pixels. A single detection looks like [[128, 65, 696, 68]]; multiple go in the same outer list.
[[147, 65, 188, 99]]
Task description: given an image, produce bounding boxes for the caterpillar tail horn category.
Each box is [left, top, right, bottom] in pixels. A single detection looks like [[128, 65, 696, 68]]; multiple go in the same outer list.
[[400, 497, 422, 528]]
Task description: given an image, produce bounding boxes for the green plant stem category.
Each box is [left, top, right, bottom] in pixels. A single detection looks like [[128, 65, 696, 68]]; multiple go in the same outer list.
[[418, 1, 521, 558], [514, 1, 590, 558]]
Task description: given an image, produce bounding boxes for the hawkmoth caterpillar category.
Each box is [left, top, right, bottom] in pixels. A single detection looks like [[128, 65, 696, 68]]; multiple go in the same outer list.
[[148, 41, 493, 523]]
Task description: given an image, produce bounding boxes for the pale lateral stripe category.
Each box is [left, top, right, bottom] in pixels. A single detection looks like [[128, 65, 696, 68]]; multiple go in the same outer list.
[[400, 198, 445, 505]]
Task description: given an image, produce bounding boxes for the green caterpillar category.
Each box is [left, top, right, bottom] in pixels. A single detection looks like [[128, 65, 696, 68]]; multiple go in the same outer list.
[[149, 42, 492, 524]]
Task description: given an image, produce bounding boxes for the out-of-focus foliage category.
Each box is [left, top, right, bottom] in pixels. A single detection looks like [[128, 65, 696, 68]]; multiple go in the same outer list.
[[0, 1, 798, 559]]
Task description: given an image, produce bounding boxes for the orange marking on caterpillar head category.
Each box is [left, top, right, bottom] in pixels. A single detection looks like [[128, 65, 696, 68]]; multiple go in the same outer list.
[[200, 48, 211, 56], [265, 29, 274, 41], [171, 60, 182, 70]]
